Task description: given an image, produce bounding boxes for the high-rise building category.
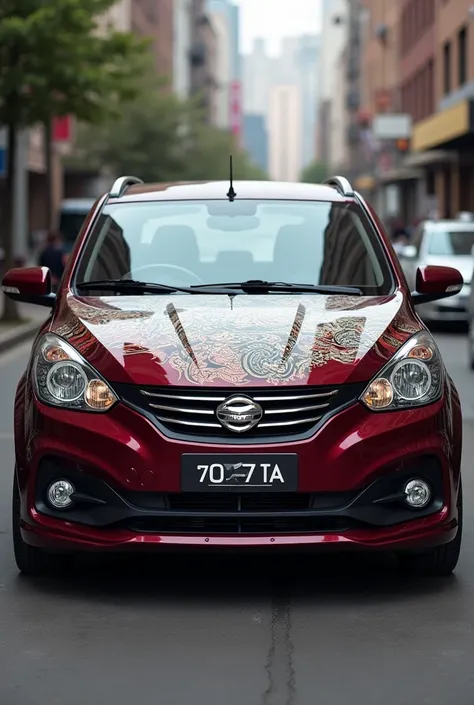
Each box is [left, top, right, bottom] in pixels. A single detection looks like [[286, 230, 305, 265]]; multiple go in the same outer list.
[[294, 36, 320, 168], [243, 114, 268, 172], [243, 39, 277, 117], [317, 0, 347, 166], [206, 0, 241, 80], [206, 0, 241, 134], [131, 0, 174, 81], [268, 85, 302, 182], [244, 35, 320, 175], [173, 0, 193, 100], [190, 0, 219, 125]]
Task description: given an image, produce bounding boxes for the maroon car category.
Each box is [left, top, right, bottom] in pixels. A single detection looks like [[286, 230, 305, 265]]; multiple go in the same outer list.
[[2, 176, 464, 576]]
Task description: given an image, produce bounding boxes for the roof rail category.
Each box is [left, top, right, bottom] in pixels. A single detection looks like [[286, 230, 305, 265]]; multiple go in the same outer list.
[[108, 175, 144, 199], [324, 175, 355, 197]]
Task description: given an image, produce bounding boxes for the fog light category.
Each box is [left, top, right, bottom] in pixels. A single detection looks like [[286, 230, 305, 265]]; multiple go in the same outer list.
[[404, 479, 431, 508], [47, 479, 75, 509]]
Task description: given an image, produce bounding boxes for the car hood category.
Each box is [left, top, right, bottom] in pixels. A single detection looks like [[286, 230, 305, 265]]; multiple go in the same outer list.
[[51, 292, 421, 387], [425, 255, 473, 283]]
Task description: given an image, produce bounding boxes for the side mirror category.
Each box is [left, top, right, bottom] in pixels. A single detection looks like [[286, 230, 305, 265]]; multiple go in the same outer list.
[[1, 267, 56, 307], [411, 265, 463, 305], [400, 245, 417, 259]]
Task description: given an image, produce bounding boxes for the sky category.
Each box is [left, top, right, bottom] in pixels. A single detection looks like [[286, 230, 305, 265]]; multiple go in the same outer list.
[[236, 0, 323, 56]]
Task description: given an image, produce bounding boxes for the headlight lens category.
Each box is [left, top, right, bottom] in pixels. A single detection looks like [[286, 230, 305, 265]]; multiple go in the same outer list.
[[33, 334, 118, 412], [361, 331, 444, 411]]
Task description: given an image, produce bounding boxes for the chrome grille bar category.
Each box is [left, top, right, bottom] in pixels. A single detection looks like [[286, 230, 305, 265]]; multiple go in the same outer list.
[[131, 384, 346, 438]]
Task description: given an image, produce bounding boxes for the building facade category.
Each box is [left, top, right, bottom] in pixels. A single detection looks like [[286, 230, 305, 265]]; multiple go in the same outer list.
[[410, 0, 474, 216], [99, 0, 131, 32], [242, 114, 268, 172], [316, 0, 347, 167], [205, 0, 241, 133], [190, 0, 219, 125], [173, 0, 193, 100], [131, 0, 174, 80], [268, 85, 302, 182]]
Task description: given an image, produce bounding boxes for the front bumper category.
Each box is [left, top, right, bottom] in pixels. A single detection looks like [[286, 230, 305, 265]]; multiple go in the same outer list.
[[16, 393, 460, 552]]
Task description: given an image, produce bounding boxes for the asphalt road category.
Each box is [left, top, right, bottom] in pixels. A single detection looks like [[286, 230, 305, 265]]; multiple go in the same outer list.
[[0, 332, 473, 705]]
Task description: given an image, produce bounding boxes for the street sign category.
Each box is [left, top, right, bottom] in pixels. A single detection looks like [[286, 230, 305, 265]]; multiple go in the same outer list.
[[373, 113, 412, 140]]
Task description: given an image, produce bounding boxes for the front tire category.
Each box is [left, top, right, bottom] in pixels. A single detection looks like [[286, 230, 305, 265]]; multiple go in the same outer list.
[[398, 478, 463, 577], [12, 474, 70, 576]]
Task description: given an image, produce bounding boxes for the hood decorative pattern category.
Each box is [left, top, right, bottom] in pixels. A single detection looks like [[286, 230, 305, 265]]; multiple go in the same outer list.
[[53, 293, 421, 387]]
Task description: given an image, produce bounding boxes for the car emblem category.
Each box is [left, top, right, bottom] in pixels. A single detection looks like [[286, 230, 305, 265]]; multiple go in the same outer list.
[[216, 396, 263, 433]]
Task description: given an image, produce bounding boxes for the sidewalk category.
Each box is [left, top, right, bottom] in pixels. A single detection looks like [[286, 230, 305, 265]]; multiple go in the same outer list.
[[0, 292, 49, 353]]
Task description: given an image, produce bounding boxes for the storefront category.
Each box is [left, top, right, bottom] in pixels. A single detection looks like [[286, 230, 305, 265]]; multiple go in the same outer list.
[[411, 99, 474, 217]]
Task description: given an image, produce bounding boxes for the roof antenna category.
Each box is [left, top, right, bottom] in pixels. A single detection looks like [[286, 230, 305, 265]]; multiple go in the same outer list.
[[227, 155, 236, 201]]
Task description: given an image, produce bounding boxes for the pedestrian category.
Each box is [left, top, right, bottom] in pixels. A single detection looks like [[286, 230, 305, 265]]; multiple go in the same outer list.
[[38, 230, 68, 290]]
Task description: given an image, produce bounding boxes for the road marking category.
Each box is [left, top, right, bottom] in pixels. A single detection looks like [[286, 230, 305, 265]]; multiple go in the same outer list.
[[0, 340, 33, 367]]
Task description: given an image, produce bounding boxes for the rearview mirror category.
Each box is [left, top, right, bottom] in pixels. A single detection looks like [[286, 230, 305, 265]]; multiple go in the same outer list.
[[411, 265, 463, 306], [1, 267, 56, 307]]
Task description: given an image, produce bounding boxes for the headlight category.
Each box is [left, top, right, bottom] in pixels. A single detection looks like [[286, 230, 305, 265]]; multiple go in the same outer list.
[[360, 330, 444, 411], [33, 333, 118, 412]]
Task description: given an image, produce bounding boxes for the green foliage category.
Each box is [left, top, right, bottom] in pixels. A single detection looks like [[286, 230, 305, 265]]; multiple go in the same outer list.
[[70, 88, 269, 183], [0, 0, 150, 127], [300, 160, 329, 184], [0, 0, 149, 320]]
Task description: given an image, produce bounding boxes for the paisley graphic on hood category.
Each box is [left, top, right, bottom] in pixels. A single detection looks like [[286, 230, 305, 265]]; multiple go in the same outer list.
[[53, 292, 420, 387]]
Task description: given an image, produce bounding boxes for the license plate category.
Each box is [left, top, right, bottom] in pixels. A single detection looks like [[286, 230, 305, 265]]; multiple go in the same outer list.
[[181, 454, 298, 492]]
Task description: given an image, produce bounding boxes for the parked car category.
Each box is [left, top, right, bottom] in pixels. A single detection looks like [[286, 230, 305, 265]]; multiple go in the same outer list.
[[2, 175, 464, 577], [398, 215, 474, 325], [467, 244, 474, 368]]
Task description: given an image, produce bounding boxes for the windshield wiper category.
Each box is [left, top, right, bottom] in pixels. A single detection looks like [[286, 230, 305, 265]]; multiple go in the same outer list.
[[76, 279, 238, 295], [191, 280, 363, 295]]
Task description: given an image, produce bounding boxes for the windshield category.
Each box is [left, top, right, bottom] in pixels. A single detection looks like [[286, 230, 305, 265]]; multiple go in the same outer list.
[[427, 229, 474, 256], [74, 199, 393, 295]]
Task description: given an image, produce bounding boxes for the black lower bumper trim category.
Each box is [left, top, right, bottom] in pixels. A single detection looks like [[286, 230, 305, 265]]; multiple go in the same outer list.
[[33, 456, 445, 535]]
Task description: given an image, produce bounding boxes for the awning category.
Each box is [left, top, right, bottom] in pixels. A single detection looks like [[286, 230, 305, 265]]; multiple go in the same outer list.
[[403, 150, 458, 168], [411, 100, 474, 152]]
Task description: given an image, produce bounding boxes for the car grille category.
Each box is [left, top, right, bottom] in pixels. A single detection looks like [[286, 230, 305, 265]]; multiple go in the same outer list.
[[167, 492, 313, 512], [126, 493, 352, 534], [127, 516, 351, 535], [115, 383, 364, 441]]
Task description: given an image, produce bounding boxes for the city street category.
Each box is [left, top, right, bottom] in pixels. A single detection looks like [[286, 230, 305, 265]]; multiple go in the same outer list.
[[0, 331, 473, 705]]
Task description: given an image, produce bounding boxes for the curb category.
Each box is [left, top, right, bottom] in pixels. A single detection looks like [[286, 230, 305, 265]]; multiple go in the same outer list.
[[0, 320, 41, 355]]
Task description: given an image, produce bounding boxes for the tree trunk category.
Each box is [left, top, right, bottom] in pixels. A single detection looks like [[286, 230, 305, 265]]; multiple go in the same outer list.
[[44, 120, 54, 231], [1, 125, 21, 323]]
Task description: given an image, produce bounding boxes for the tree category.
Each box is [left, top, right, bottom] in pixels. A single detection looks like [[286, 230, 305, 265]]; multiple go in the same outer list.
[[0, 0, 149, 321], [179, 120, 268, 181], [300, 160, 329, 184], [68, 85, 191, 184], [68, 78, 269, 184]]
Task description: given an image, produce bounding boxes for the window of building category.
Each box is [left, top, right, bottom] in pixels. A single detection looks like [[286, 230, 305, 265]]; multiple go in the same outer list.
[[458, 25, 468, 86], [444, 41, 451, 95]]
